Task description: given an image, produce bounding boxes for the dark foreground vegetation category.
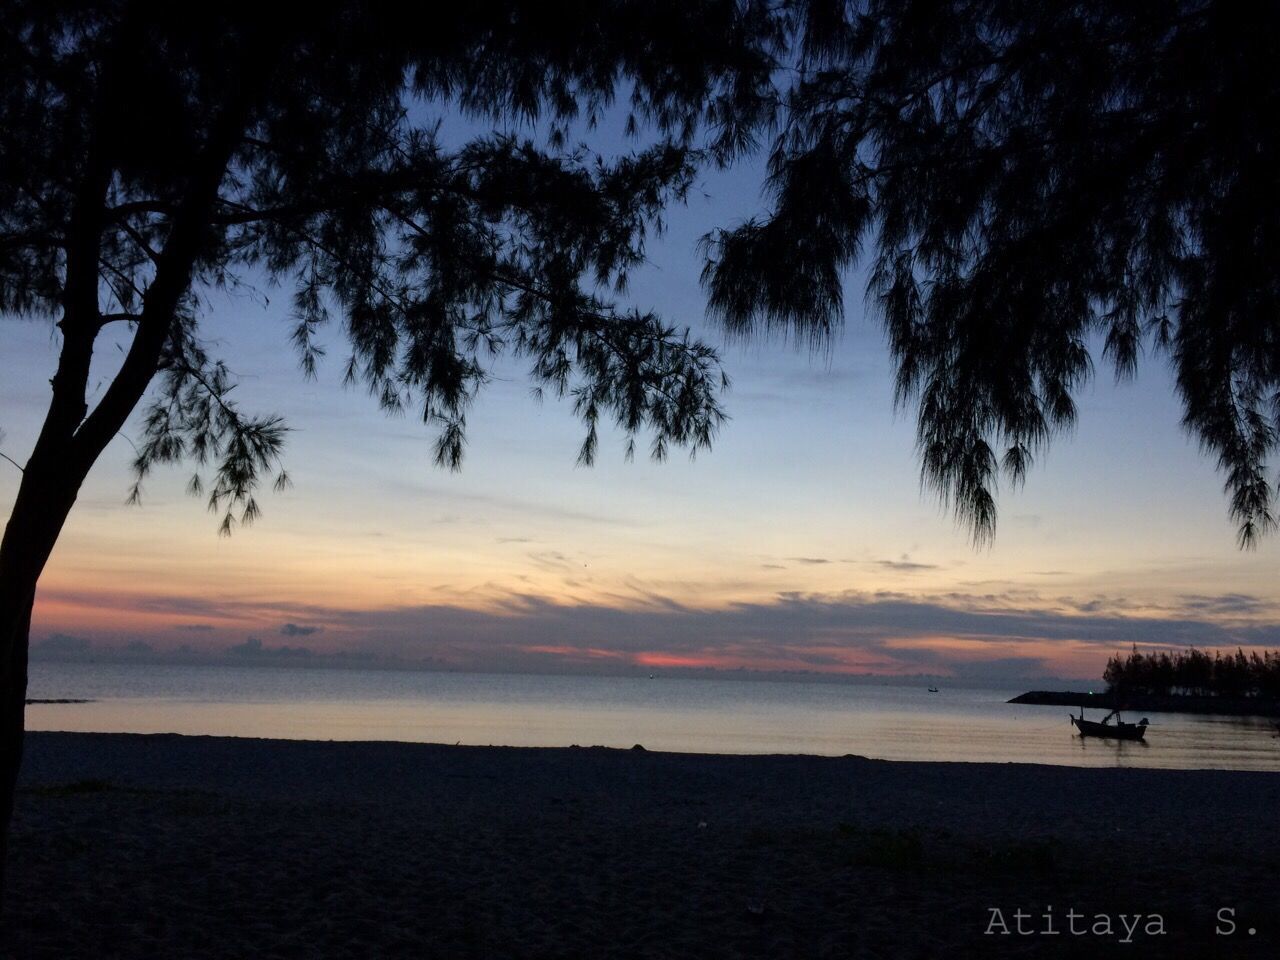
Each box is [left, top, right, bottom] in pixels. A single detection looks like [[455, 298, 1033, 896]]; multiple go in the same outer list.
[[1105, 647, 1280, 699], [1013, 647, 1280, 717]]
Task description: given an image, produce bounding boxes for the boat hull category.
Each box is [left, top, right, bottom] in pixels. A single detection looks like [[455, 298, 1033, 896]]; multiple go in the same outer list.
[[1071, 716, 1146, 740]]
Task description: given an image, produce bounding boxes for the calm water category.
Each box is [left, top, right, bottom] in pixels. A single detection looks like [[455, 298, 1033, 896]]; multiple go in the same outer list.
[[25, 660, 1280, 771]]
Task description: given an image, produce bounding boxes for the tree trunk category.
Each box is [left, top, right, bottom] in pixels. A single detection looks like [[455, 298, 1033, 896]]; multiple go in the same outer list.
[[0, 446, 86, 897], [0, 15, 283, 906], [0, 592, 32, 902]]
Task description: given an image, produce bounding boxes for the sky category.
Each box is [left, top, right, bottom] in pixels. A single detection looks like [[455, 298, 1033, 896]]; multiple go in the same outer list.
[[4, 107, 1280, 683]]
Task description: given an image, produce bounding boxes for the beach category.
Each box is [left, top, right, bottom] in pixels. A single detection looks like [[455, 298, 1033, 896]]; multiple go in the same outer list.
[[4, 733, 1277, 958]]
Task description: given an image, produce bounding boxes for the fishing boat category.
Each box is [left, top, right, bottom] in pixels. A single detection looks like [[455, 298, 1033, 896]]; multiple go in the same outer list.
[[927, 685, 939, 693], [1070, 708, 1149, 741]]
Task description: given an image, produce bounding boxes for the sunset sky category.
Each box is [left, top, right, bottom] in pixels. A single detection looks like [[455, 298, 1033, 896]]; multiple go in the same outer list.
[[4, 115, 1279, 683]]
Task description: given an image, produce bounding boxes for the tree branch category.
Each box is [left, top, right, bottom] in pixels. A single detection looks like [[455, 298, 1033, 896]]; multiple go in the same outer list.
[[97, 312, 141, 327], [72, 29, 287, 469], [98, 260, 148, 309], [115, 219, 162, 266]]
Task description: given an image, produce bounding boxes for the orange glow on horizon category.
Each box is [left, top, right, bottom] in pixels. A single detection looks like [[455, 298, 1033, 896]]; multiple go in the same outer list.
[[31, 573, 1275, 682]]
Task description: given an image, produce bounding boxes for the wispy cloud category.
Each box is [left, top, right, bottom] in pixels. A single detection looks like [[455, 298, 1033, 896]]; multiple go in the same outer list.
[[871, 560, 939, 572], [382, 481, 629, 527], [280, 623, 322, 637], [527, 550, 582, 571], [34, 582, 1280, 680], [230, 637, 314, 658], [32, 633, 92, 657], [1177, 593, 1266, 616]]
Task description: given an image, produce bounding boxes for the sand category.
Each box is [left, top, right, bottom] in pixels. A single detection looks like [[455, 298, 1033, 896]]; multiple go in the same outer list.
[[4, 732, 1278, 958]]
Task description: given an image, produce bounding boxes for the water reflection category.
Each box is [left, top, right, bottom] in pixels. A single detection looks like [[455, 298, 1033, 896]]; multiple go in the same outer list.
[[1074, 732, 1150, 768], [25, 662, 1280, 772]]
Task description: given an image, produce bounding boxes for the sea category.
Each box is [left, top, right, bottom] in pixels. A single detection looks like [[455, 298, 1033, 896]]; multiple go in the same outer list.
[[25, 660, 1280, 772]]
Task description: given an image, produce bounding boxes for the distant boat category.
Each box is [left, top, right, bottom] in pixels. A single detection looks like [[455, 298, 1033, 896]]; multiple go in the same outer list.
[[927, 685, 939, 693], [1070, 708, 1148, 741]]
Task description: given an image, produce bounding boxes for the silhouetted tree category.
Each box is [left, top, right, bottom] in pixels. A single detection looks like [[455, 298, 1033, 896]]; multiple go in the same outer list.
[[1212, 648, 1252, 697], [1103, 645, 1280, 698], [5, 0, 1280, 898], [704, 0, 1280, 547], [1150, 651, 1175, 697], [1256, 651, 1280, 700], [1182, 647, 1214, 696], [0, 0, 781, 890]]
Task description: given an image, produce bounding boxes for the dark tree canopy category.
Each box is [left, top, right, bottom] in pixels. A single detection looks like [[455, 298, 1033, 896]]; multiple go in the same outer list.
[[2, 0, 1278, 545], [705, 0, 1280, 546], [1104, 645, 1280, 699], [0, 0, 780, 531], [11, 0, 1280, 903], [0, 0, 798, 894]]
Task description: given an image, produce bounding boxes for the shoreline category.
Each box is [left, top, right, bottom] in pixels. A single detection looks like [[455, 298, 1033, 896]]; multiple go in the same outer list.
[[7, 732, 1279, 958], [1010, 689, 1280, 718], [14, 725, 1280, 772]]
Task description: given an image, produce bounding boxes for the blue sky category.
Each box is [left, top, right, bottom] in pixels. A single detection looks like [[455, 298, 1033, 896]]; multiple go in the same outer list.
[[3, 106, 1278, 681]]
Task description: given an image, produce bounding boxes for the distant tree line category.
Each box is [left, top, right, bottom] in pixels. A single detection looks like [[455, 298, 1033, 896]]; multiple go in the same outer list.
[[1104, 647, 1280, 699]]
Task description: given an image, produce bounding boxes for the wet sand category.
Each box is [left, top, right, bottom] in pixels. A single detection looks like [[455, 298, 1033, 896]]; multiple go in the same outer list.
[[5, 732, 1279, 958]]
